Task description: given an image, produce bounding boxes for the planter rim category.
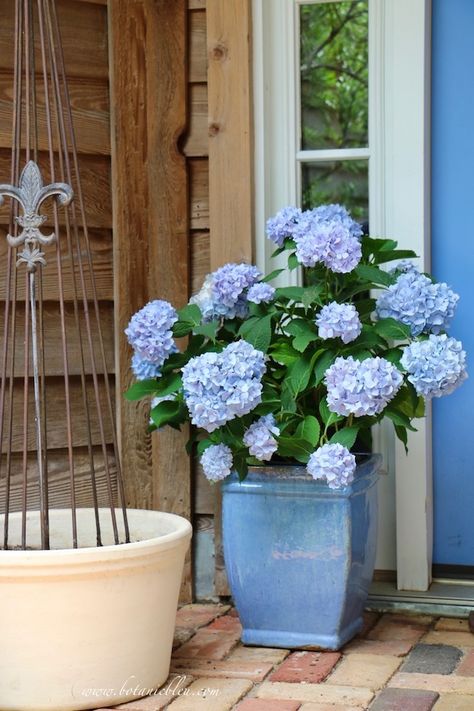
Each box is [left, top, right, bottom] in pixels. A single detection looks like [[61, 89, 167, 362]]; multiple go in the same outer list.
[[222, 453, 382, 498], [247, 452, 380, 473], [0, 508, 192, 569]]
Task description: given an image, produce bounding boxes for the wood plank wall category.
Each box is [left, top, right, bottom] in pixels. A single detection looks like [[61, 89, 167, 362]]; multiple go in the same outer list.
[[109, 0, 192, 601], [0, 0, 115, 512], [0, 0, 253, 600], [186, 0, 254, 598], [185, 0, 215, 598]]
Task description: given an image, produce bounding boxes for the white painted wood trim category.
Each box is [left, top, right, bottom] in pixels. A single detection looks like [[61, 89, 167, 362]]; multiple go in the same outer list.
[[383, 0, 432, 591], [253, 0, 300, 287], [297, 148, 371, 162], [368, 0, 397, 575]]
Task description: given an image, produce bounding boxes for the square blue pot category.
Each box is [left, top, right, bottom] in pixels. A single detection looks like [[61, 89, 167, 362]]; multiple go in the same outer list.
[[221, 455, 381, 650]]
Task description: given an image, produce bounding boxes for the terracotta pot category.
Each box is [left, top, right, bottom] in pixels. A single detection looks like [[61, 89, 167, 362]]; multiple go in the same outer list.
[[0, 508, 192, 711]]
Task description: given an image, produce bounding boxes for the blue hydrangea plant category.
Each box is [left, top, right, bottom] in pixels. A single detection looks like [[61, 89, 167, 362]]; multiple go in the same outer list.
[[125, 204, 467, 490]]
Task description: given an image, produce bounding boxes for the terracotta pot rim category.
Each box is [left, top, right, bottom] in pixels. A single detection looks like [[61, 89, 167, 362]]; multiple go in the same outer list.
[[0, 507, 192, 568]]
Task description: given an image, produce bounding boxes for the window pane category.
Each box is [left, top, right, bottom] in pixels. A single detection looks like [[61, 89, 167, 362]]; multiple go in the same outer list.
[[300, 1, 369, 150], [301, 160, 368, 225]]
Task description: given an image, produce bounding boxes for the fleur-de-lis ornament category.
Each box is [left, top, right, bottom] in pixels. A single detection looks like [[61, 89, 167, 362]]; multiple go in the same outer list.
[[0, 160, 73, 271]]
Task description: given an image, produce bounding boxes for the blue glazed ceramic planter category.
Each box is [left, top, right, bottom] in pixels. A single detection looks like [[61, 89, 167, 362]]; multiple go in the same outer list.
[[221, 454, 381, 650]]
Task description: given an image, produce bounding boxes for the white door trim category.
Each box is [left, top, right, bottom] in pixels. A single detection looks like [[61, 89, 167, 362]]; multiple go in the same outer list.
[[383, 0, 433, 591], [252, 0, 433, 590]]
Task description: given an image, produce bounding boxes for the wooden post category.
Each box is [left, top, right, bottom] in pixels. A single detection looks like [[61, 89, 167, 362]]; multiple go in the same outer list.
[[109, 0, 192, 601], [207, 0, 254, 594], [207, 0, 254, 266]]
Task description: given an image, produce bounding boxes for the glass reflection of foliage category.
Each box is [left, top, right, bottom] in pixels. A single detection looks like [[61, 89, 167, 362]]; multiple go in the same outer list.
[[302, 161, 369, 224], [300, 0, 369, 151]]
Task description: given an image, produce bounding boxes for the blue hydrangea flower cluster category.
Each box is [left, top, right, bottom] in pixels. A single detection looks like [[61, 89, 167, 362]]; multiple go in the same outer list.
[[247, 282, 276, 304], [201, 444, 233, 482], [325, 355, 403, 417], [389, 259, 419, 276], [243, 414, 280, 460], [309, 203, 363, 240], [401, 334, 467, 399], [190, 263, 262, 321], [307, 443, 356, 489], [292, 218, 362, 273], [376, 271, 459, 336], [125, 300, 178, 368], [131, 352, 162, 381], [182, 340, 266, 432], [265, 204, 362, 273], [316, 302, 362, 344], [265, 206, 302, 246]]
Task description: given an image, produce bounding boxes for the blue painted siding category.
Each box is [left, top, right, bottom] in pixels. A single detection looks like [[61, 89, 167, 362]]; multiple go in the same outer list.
[[432, 0, 474, 566]]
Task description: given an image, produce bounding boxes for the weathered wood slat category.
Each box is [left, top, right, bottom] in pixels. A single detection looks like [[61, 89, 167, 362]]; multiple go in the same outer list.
[[110, 0, 160, 512], [109, 0, 192, 601], [183, 83, 208, 157], [148, 0, 192, 603], [190, 158, 209, 230], [189, 10, 207, 83], [0, 228, 113, 301], [189, 0, 206, 9], [207, 0, 254, 596], [0, 301, 114, 376], [191, 230, 210, 294], [1, 376, 114, 452], [0, 447, 117, 515], [194, 458, 215, 515], [75, 0, 108, 5], [0, 151, 111, 230], [0, 0, 108, 79], [0, 71, 110, 155], [207, 0, 254, 267]]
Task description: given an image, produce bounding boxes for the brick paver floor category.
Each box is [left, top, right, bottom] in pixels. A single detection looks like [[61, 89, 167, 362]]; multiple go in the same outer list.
[[96, 607, 474, 711]]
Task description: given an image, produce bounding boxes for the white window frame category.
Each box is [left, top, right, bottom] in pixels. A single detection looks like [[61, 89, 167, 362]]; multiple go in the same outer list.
[[253, 0, 432, 591]]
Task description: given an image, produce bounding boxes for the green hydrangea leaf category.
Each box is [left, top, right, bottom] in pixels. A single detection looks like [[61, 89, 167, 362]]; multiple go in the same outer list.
[[270, 342, 300, 366], [239, 314, 273, 353], [288, 253, 300, 270], [384, 347, 404, 369], [362, 236, 398, 259], [394, 424, 408, 453], [281, 381, 297, 413], [313, 350, 336, 386], [385, 408, 417, 431], [374, 318, 412, 341], [277, 436, 313, 463], [355, 265, 396, 287], [285, 353, 313, 396], [285, 319, 319, 352], [374, 249, 418, 265], [295, 416, 321, 447], [174, 304, 202, 336], [329, 426, 360, 449], [302, 285, 324, 308], [275, 286, 305, 301], [262, 268, 284, 283], [150, 399, 182, 429], [319, 397, 343, 426], [124, 378, 160, 401]]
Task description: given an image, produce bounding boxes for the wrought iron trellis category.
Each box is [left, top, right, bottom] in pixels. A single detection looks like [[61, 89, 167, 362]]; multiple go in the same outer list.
[[0, 0, 129, 550]]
